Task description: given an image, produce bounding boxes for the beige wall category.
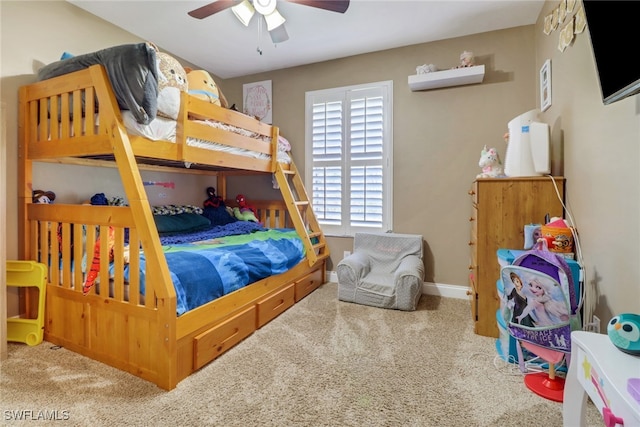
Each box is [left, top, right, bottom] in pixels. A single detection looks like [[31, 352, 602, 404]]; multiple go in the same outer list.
[[533, 2, 640, 321], [0, 1, 216, 316], [223, 27, 539, 280], [1, 1, 638, 325]]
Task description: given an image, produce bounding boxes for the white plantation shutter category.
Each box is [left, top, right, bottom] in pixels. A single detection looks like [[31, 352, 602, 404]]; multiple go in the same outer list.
[[305, 81, 393, 236]]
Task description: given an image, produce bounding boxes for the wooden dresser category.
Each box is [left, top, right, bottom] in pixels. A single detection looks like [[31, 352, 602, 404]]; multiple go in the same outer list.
[[468, 177, 565, 338]]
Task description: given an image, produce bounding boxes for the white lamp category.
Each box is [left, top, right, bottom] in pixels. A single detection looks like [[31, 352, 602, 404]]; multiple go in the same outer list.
[[231, 0, 255, 26]]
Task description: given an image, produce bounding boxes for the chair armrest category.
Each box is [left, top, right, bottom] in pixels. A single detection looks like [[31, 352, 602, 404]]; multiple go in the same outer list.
[[394, 255, 425, 281], [337, 251, 371, 282]]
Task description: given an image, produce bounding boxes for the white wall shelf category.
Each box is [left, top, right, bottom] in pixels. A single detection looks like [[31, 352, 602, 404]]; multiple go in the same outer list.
[[408, 65, 485, 91]]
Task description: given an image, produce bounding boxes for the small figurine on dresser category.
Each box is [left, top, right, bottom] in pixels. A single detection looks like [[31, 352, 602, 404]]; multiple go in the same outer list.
[[476, 145, 505, 178]]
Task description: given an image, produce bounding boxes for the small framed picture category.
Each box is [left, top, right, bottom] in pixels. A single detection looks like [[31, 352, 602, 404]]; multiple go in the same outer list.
[[243, 80, 272, 124], [540, 59, 552, 112]]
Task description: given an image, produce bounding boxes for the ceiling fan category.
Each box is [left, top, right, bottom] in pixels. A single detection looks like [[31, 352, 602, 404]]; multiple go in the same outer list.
[[188, 0, 350, 44]]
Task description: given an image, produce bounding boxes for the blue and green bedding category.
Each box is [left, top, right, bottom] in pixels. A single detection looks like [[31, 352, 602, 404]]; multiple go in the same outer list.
[[134, 228, 305, 316]]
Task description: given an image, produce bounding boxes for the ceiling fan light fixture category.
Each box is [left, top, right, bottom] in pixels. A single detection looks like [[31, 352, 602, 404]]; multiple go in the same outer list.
[[253, 0, 277, 16], [269, 24, 289, 43], [231, 0, 255, 26], [264, 9, 286, 31]]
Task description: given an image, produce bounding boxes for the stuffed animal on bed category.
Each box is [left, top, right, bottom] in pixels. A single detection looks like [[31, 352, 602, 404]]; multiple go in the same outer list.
[[233, 194, 259, 222], [203, 186, 223, 208], [185, 68, 228, 108], [202, 187, 237, 226], [156, 52, 188, 120]]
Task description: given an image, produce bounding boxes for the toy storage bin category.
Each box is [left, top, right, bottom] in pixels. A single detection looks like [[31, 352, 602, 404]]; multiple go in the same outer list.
[[6, 260, 47, 346]]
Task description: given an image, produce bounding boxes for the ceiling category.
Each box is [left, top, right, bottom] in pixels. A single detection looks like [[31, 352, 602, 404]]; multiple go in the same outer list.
[[68, 0, 545, 79]]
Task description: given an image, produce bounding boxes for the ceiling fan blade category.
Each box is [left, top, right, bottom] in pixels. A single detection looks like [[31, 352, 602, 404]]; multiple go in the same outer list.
[[285, 0, 350, 14], [188, 0, 238, 19], [269, 23, 289, 43]]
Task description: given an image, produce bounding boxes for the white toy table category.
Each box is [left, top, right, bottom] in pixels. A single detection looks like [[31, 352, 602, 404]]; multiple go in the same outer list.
[[563, 331, 640, 426]]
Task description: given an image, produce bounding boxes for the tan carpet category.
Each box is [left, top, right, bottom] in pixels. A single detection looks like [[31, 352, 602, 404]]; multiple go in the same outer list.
[[1, 282, 602, 426]]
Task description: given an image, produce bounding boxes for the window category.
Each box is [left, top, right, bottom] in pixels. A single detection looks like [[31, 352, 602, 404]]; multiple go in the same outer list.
[[305, 81, 393, 237]]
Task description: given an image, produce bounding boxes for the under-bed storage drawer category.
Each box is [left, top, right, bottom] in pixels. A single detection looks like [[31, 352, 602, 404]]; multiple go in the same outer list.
[[193, 306, 256, 370], [256, 284, 295, 328], [294, 268, 323, 302]]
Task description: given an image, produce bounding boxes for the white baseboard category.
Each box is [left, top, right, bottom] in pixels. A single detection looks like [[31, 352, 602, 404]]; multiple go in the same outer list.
[[327, 271, 469, 300]]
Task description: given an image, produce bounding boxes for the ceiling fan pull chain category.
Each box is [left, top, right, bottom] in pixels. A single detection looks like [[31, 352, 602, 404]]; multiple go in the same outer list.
[[256, 17, 263, 55]]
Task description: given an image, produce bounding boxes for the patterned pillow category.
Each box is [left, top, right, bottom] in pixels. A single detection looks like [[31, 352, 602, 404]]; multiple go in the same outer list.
[[152, 204, 203, 216], [156, 52, 188, 120]]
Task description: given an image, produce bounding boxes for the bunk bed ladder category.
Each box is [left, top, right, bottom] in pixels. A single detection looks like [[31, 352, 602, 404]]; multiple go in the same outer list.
[[275, 162, 328, 267]]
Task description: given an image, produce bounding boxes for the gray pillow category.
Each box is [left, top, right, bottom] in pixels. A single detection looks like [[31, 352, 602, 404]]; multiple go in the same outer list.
[[37, 43, 158, 124]]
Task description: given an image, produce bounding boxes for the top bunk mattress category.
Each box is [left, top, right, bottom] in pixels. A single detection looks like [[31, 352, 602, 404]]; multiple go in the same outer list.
[[121, 111, 292, 164], [32, 42, 291, 167]]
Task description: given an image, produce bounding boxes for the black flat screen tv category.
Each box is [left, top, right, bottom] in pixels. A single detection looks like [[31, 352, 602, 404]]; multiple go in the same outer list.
[[582, 1, 640, 105]]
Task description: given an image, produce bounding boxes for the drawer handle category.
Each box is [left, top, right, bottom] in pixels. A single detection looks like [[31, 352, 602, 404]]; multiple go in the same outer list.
[[469, 217, 475, 222], [468, 241, 475, 246], [468, 190, 476, 196], [273, 299, 285, 310], [216, 327, 240, 352]]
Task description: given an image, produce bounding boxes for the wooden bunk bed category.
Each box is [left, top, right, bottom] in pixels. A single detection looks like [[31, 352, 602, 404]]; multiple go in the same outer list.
[[17, 63, 328, 390]]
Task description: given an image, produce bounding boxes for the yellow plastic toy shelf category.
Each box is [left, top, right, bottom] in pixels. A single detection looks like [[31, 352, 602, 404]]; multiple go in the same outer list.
[[6, 260, 47, 346]]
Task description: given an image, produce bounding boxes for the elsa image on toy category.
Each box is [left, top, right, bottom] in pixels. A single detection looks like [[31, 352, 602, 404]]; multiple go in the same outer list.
[[516, 277, 570, 327]]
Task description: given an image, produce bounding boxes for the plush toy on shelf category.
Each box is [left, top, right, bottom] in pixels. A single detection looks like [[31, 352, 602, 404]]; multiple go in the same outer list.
[[458, 50, 475, 68], [476, 145, 505, 178]]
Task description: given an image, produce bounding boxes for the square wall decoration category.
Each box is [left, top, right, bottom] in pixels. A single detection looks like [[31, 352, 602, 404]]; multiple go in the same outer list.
[[243, 80, 272, 124]]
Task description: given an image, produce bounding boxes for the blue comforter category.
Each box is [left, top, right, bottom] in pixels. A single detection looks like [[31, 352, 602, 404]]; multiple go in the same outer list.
[[136, 228, 305, 316]]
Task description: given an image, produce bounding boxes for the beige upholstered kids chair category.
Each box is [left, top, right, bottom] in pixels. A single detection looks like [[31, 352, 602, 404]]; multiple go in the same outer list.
[[337, 232, 424, 311]]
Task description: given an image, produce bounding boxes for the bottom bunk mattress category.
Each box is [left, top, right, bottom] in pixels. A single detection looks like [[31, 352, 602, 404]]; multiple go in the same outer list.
[[150, 228, 305, 315], [92, 226, 305, 316]]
